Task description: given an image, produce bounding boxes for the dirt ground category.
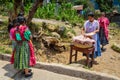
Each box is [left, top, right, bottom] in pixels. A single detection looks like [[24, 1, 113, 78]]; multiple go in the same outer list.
[[36, 26, 120, 78], [36, 40, 120, 78]]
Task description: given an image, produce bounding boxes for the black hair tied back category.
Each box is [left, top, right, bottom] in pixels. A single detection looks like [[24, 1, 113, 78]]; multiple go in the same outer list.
[[8, 22, 13, 33], [88, 12, 94, 17], [17, 16, 26, 24]]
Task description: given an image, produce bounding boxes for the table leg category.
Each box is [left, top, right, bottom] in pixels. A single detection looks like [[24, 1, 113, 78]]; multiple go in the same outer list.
[[69, 46, 73, 64], [75, 50, 78, 62], [86, 53, 89, 67], [91, 49, 94, 67]]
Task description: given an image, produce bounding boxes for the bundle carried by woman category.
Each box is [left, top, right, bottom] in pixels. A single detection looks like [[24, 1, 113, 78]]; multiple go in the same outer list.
[[72, 34, 95, 48]]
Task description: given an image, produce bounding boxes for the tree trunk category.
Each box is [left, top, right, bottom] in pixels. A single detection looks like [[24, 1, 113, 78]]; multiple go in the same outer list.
[[14, 0, 24, 17], [8, 0, 24, 23], [26, 0, 43, 25]]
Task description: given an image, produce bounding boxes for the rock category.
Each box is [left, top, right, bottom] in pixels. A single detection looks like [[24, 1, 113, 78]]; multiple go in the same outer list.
[[42, 22, 47, 29], [66, 25, 72, 29], [65, 21, 69, 25], [42, 36, 65, 51], [109, 35, 113, 40], [0, 19, 4, 24], [58, 26, 66, 35], [57, 26, 66, 36], [66, 32, 75, 38], [37, 49, 43, 55], [111, 44, 120, 53], [54, 43, 66, 51], [51, 32, 61, 39], [0, 31, 7, 34], [110, 56, 115, 60], [42, 37, 59, 48], [47, 24, 58, 32], [76, 23, 82, 27]]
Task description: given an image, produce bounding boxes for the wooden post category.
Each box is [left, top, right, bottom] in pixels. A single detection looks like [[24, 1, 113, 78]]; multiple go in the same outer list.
[[75, 50, 78, 62], [69, 45, 73, 64], [91, 47, 95, 67]]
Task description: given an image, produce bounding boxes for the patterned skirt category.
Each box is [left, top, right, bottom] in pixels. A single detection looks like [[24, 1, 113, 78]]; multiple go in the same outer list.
[[14, 41, 30, 69], [12, 40, 16, 51], [99, 27, 109, 46]]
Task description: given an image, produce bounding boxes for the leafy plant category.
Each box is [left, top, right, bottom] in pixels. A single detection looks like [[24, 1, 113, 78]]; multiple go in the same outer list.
[[95, 0, 113, 13], [111, 44, 120, 53], [34, 2, 83, 24], [24, 3, 32, 15], [0, 1, 84, 24], [0, 2, 14, 16]]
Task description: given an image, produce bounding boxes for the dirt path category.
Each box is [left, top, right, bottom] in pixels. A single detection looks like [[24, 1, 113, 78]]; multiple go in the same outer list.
[[31, 19, 120, 78], [91, 42, 120, 78], [35, 24, 120, 78], [37, 41, 120, 78], [32, 18, 65, 25]]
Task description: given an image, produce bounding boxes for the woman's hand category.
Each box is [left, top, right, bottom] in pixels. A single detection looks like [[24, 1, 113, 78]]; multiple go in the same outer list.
[[85, 32, 95, 36]]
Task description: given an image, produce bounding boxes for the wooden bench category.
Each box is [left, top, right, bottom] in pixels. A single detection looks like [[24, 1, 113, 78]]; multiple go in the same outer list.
[[69, 44, 95, 67]]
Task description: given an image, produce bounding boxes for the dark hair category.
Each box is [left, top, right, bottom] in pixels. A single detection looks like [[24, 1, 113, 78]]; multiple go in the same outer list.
[[17, 12, 24, 17], [12, 19, 18, 26], [88, 12, 94, 17], [17, 16, 26, 24], [7, 22, 13, 33]]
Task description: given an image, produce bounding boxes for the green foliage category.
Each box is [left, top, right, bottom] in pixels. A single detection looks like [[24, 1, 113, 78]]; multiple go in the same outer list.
[[34, 2, 83, 24], [0, 0, 13, 3], [111, 44, 120, 53], [0, 45, 12, 54], [35, 3, 55, 19], [109, 23, 119, 27], [24, 3, 32, 15], [95, 0, 113, 13], [0, 2, 14, 16], [74, 0, 93, 9], [0, 1, 84, 24]]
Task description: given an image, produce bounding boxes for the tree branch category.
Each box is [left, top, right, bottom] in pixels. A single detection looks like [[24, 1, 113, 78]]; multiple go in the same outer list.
[[26, 0, 43, 25]]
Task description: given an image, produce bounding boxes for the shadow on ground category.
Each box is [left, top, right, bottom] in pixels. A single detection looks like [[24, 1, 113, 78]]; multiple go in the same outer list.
[[2, 63, 33, 80], [1, 59, 118, 80]]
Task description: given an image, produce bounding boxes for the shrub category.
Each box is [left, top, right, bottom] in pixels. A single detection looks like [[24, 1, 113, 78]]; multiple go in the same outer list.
[[111, 44, 120, 53], [34, 2, 84, 24]]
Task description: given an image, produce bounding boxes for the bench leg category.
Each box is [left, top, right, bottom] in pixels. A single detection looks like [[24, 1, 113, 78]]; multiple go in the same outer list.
[[91, 50, 94, 67], [69, 46, 73, 64], [86, 53, 89, 67], [75, 50, 78, 62]]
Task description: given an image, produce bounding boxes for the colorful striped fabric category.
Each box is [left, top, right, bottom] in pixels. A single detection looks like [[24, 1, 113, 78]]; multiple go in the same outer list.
[[14, 41, 30, 69]]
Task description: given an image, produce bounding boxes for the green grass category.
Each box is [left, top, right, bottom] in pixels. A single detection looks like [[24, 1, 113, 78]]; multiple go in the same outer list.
[[111, 44, 120, 53], [0, 19, 12, 54], [0, 45, 12, 54], [0, 20, 11, 45]]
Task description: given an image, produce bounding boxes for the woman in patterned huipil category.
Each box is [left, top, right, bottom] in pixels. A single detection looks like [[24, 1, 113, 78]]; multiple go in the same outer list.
[[11, 16, 36, 77], [98, 12, 110, 51], [82, 12, 101, 60]]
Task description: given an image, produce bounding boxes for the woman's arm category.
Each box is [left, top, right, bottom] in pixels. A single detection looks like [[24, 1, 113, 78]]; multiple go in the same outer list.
[[94, 21, 100, 33], [93, 27, 99, 33], [81, 27, 85, 35], [85, 21, 99, 37]]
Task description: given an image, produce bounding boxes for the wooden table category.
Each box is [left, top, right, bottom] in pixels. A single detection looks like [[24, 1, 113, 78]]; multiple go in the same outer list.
[[69, 44, 95, 67]]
